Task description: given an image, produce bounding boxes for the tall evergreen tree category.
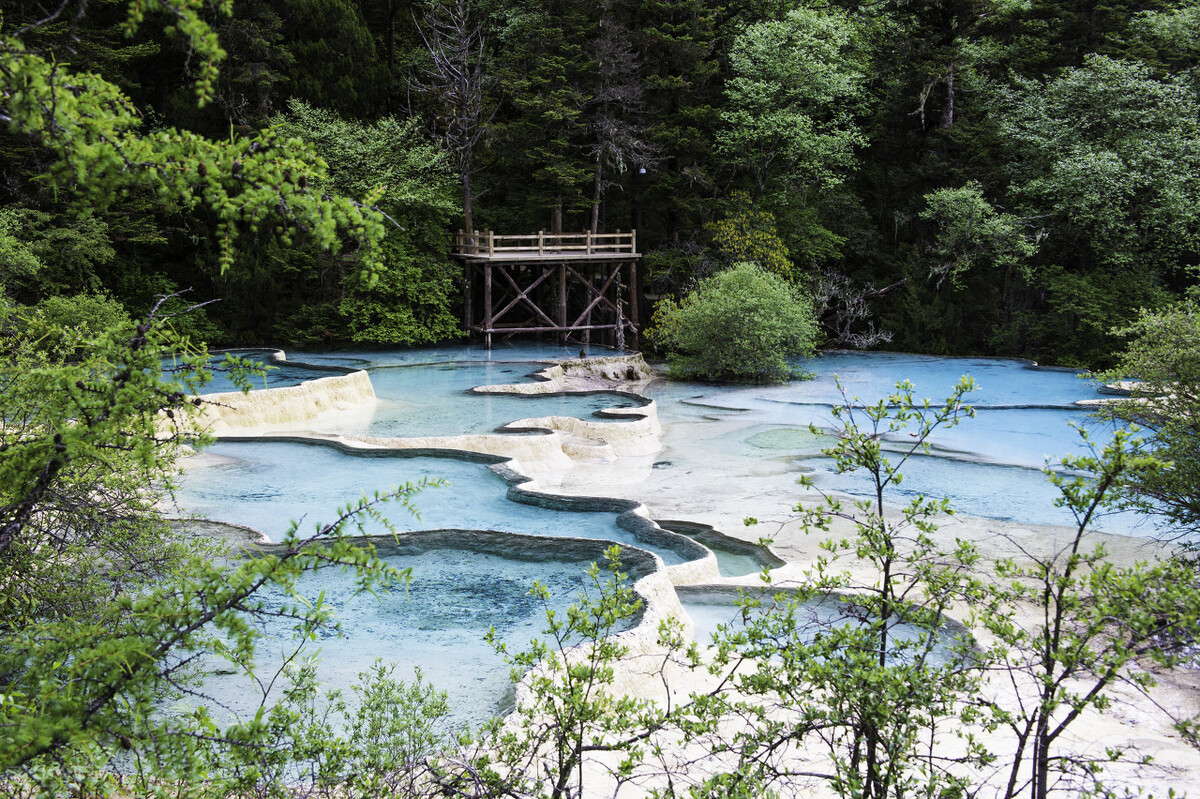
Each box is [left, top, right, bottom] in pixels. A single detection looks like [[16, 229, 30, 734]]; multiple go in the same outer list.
[[632, 0, 721, 246], [585, 0, 659, 233], [493, 0, 594, 232]]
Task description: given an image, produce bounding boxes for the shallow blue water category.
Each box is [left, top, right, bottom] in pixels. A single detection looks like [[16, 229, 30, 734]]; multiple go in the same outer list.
[[641, 352, 1158, 535], [181, 347, 1161, 555], [197, 541, 637, 728], [791, 351, 1103, 408], [795, 451, 1156, 535], [177, 349, 344, 393], [180, 346, 1161, 725], [192, 347, 646, 436], [678, 587, 967, 666], [363, 363, 645, 438], [288, 341, 614, 369], [176, 440, 690, 565]]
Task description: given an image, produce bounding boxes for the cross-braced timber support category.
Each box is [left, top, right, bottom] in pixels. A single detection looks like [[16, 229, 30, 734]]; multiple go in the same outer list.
[[452, 230, 641, 350]]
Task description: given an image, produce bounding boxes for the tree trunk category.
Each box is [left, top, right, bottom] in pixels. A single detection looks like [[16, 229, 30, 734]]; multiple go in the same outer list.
[[1033, 714, 1050, 799], [462, 167, 474, 243], [939, 62, 954, 130], [590, 162, 602, 234]]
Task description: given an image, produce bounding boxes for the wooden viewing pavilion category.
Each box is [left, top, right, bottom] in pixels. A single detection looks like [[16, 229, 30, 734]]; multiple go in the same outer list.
[[451, 229, 641, 350]]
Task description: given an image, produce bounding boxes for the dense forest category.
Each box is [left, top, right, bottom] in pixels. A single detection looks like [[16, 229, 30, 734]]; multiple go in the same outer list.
[[4, 0, 1200, 365]]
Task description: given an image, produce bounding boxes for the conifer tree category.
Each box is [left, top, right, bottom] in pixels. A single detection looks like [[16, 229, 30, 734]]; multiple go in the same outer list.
[[633, 0, 721, 245], [495, 0, 595, 232]]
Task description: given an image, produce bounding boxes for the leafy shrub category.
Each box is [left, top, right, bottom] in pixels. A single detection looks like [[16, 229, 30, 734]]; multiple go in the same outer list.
[[30, 293, 131, 359], [339, 239, 462, 345], [277, 302, 348, 348], [1098, 299, 1200, 539], [33, 293, 130, 337], [649, 262, 818, 382], [705, 190, 794, 277]]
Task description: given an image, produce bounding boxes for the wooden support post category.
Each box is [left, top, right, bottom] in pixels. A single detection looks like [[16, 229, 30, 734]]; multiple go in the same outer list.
[[584, 266, 593, 349], [463, 261, 473, 332], [615, 267, 625, 352], [483, 262, 493, 349], [629, 260, 639, 351], [557, 262, 567, 344], [539, 230, 545, 255]]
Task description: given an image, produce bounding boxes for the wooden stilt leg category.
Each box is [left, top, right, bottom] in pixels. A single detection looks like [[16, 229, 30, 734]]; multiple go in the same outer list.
[[629, 261, 640, 350], [483, 262, 493, 350], [558, 262, 567, 344]]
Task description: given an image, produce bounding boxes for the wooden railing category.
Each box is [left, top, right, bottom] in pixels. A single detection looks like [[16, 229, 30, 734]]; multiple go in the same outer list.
[[453, 229, 637, 257]]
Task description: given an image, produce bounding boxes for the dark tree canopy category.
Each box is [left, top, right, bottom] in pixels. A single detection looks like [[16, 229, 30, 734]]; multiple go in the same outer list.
[[2, 0, 1199, 357]]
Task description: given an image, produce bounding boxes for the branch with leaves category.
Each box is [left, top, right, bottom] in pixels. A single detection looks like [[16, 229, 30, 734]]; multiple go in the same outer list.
[[2, 1, 388, 277]]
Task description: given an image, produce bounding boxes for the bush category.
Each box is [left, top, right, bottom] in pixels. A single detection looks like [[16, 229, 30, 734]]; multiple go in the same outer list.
[[1099, 299, 1200, 540], [30, 293, 132, 360], [33, 293, 130, 338], [649, 262, 818, 382]]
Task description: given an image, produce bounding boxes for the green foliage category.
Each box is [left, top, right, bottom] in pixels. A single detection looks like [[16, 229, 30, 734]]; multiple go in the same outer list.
[[0, 296, 446, 796], [265, 101, 462, 346], [1129, 1, 1200, 74], [633, 0, 721, 244], [719, 4, 867, 195], [1, 7, 388, 279], [698, 378, 985, 798], [0, 211, 41, 285], [679, 772, 780, 799], [473, 548, 662, 798], [274, 0, 386, 118], [1002, 54, 1200, 274], [338, 242, 461, 345], [266, 660, 453, 797], [1098, 300, 1200, 539], [0, 9, 450, 789], [705, 191, 794, 278], [678, 378, 1200, 799], [0, 301, 217, 626], [493, 0, 595, 225], [978, 427, 1200, 799], [6, 0, 1200, 362], [984, 53, 1200, 363], [31, 292, 132, 344], [0, 492, 426, 794], [1027, 263, 1173, 367], [919, 181, 1037, 288], [205, 0, 296, 129], [641, 241, 718, 297], [716, 3, 866, 275], [343, 664, 452, 793], [649, 262, 818, 383], [0, 208, 116, 299]]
